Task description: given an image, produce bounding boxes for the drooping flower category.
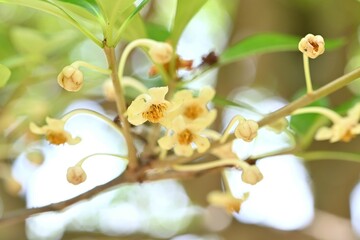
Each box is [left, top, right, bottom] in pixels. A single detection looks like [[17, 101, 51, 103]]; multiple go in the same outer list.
[[158, 116, 211, 156], [172, 86, 217, 124], [207, 191, 243, 213], [235, 119, 258, 142], [30, 117, 81, 145], [66, 165, 87, 185], [126, 86, 172, 125], [148, 42, 173, 64], [315, 103, 360, 143], [298, 34, 325, 59], [57, 65, 84, 92], [241, 165, 263, 185]]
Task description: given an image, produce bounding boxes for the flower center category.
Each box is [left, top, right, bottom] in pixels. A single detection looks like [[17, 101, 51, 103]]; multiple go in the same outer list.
[[177, 129, 194, 145], [341, 129, 354, 142], [142, 103, 168, 123], [183, 103, 204, 120], [309, 41, 319, 52], [46, 131, 68, 145]]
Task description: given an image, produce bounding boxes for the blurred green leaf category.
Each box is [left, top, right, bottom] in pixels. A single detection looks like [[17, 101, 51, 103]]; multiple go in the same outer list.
[[0, 0, 102, 46], [0, 64, 11, 87], [212, 94, 260, 113], [171, 0, 208, 45], [10, 27, 48, 55], [220, 33, 344, 65], [112, 0, 148, 44], [146, 23, 171, 41], [56, 0, 100, 16], [290, 89, 330, 137]]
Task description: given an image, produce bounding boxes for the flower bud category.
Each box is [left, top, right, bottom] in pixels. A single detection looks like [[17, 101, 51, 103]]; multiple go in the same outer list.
[[66, 166, 87, 185], [298, 34, 325, 59], [148, 42, 173, 64], [5, 177, 22, 196], [57, 65, 84, 92], [235, 119, 258, 142], [26, 149, 44, 165], [241, 165, 263, 185], [207, 191, 243, 213]]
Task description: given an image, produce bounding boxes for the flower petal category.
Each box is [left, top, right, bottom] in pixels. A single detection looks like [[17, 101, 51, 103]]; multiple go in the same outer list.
[[194, 136, 210, 153], [198, 86, 215, 102], [314, 126, 333, 141], [45, 117, 65, 129], [148, 86, 168, 103], [67, 136, 81, 145], [128, 114, 147, 126], [127, 98, 148, 115], [173, 89, 193, 103], [174, 144, 193, 157], [158, 135, 175, 150], [171, 116, 186, 132], [29, 122, 46, 135]]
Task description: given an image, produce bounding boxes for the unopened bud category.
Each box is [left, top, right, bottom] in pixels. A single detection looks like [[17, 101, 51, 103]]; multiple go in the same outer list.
[[235, 119, 258, 142], [26, 149, 44, 165], [241, 165, 263, 185], [57, 65, 84, 92], [148, 42, 173, 64], [66, 166, 87, 185], [103, 79, 116, 101], [298, 34, 325, 59]]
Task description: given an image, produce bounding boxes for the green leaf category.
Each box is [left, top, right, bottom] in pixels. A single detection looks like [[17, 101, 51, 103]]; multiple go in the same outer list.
[[146, 23, 171, 41], [220, 33, 344, 65], [290, 89, 330, 137], [171, 0, 208, 45], [0, 0, 102, 46], [0, 64, 11, 87], [111, 0, 148, 45], [212, 94, 260, 113], [56, 0, 100, 16], [10, 27, 48, 55]]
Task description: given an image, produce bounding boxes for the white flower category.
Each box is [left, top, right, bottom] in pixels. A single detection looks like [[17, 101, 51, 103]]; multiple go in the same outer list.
[[235, 119, 258, 142], [315, 103, 360, 143], [148, 42, 173, 64], [57, 65, 84, 92], [158, 116, 210, 156], [207, 191, 243, 213], [126, 86, 172, 125], [30, 117, 81, 145], [172, 86, 217, 125], [66, 165, 87, 185], [298, 34, 325, 59]]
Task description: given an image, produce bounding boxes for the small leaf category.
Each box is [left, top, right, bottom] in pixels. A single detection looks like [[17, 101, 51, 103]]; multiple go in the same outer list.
[[171, 0, 208, 45], [0, 64, 11, 87], [56, 0, 100, 16], [220, 33, 344, 65]]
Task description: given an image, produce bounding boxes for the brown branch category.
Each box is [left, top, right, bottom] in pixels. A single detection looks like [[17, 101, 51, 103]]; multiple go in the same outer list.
[[0, 164, 212, 227]]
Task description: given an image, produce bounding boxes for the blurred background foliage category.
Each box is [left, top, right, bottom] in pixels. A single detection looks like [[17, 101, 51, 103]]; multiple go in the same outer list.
[[1, 0, 360, 239]]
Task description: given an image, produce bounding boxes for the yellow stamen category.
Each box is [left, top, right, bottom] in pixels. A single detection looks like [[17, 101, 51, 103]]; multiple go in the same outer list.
[[142, 103, 168, 123], [183, 103, 204, 120], [46, 131, 67, 145], [177, 129, 194, 145]]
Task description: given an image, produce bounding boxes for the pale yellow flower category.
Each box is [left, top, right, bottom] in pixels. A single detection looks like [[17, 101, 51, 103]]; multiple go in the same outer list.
[[298, 34, 325, 59], [30, 117, 81, 145], [207, 191, 243, 213], [241, 165, 263, 185], [315, 103, 360, 143], [158, 116, 210, 156], [235, 119, 258, 142], [57, 65, 84, 92], [66, 165, 87, 185], [172, 86, 217, 124], [127, 86, 172, 125], [148, 42, 173, 64]]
